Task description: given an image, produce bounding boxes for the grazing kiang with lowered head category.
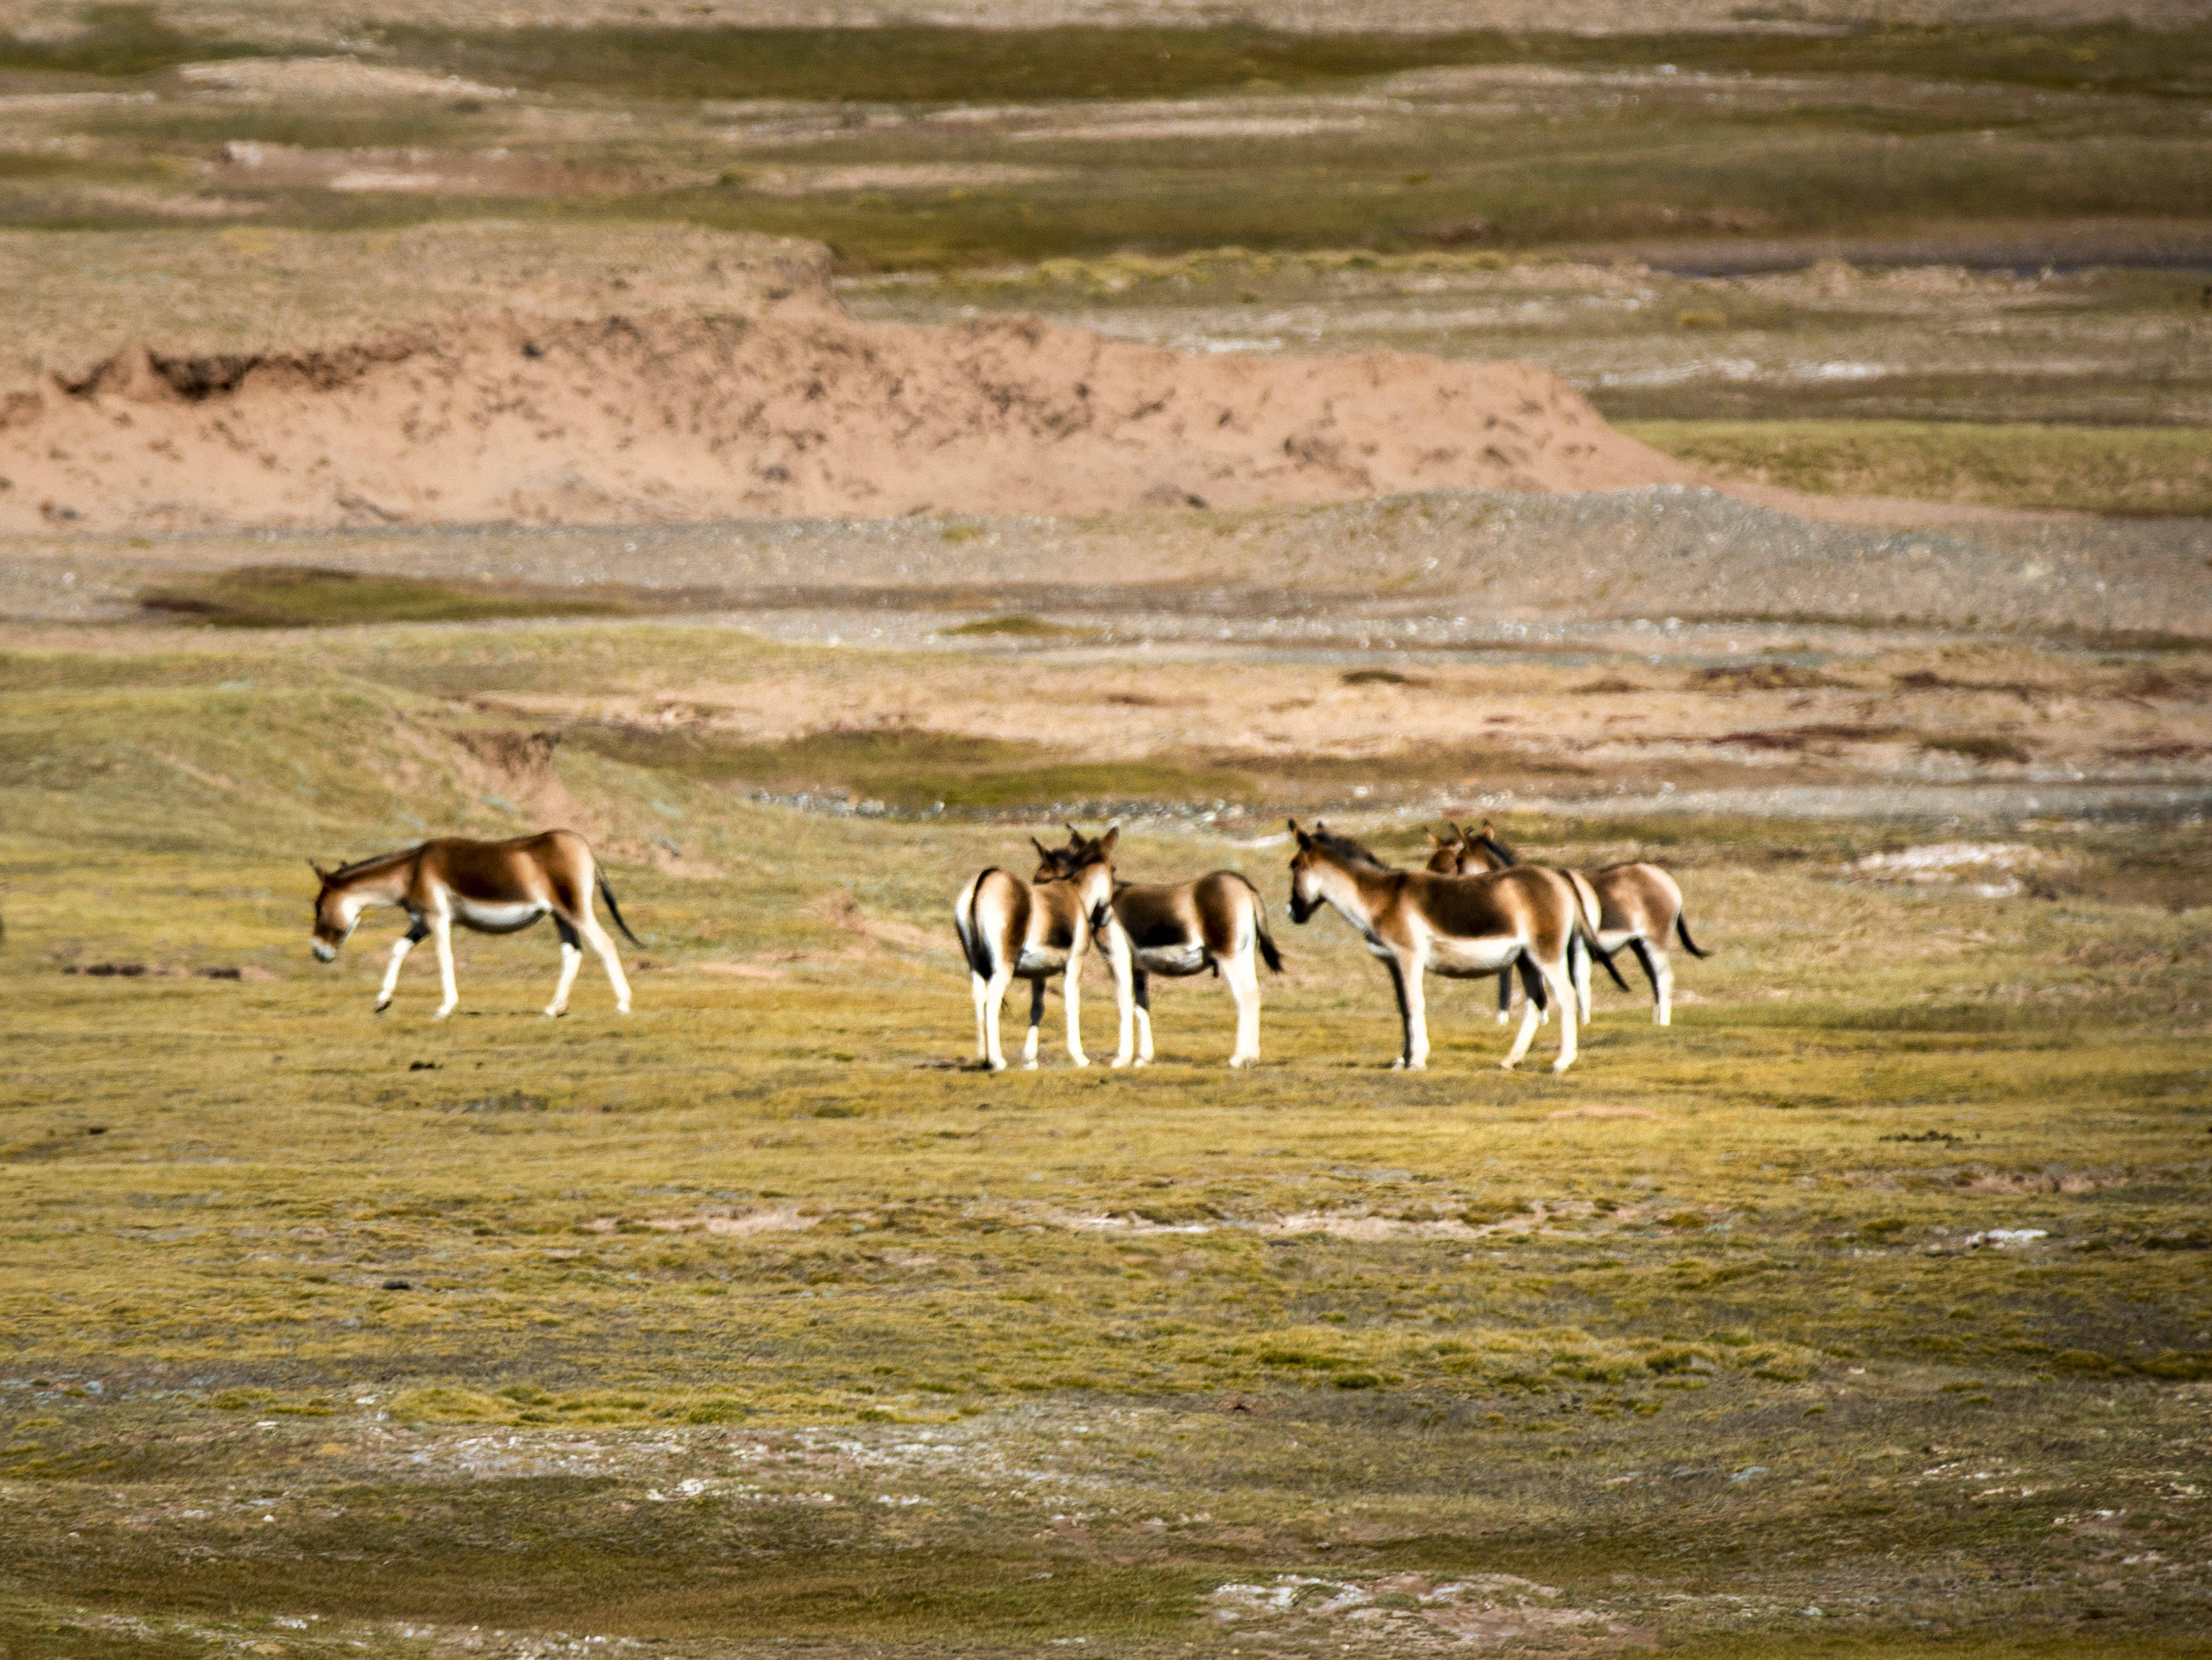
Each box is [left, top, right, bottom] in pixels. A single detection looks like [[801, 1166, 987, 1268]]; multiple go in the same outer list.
[[955, 824, 1129, 1071], [1287, 820, 1621, 1073], [1035, 827, 1282, 1069], [309, 829, 640, 1020], [1428, 820, 1708, 1025]]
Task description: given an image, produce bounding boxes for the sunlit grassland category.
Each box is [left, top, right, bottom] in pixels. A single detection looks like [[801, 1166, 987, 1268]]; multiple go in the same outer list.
[[1625, 421, 2212, 517], [1, 616, 2210, 1650], [1, 16, 2207, 269]]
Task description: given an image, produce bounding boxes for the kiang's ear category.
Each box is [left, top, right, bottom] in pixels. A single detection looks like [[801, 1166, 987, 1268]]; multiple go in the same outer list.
[[308, 859, 331, 881], [1096, 826, 1119, 854], [1426, 829, 1447, 847], [1065, 822, 1084, 843], [1032, 837, 1054, 861], [1287, 818, 1311, 847]]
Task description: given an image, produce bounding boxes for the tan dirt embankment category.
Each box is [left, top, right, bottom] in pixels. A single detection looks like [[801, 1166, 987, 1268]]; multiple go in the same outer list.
[[0, 241, 1701, 532]]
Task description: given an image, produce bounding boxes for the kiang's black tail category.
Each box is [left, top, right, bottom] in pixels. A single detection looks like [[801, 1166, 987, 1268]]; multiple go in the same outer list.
[[957, 870, 999, 979], [1574, 914, 1632, 993], [1232, 873, 1285, 973], [596, 870, 643, 946], [1675, 911, 1711, 958]]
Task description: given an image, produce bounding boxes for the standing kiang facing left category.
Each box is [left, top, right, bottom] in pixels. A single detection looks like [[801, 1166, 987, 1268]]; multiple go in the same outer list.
[[309, 830, 640, 1019]]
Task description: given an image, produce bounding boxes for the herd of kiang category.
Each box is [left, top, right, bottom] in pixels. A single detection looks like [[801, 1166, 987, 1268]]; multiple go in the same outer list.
[[957, 820, 1704, 1074], [308, 820, 1704, 1075]]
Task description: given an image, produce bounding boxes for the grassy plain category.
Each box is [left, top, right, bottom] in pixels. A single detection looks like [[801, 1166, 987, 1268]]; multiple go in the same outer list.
[[1, 14, 2206, 271], [3, 615, 2210, 1657], [1623, 422, 2212, 516]]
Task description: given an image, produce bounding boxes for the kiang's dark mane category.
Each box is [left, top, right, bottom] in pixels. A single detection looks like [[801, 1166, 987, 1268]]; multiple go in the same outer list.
[[327, 845, 420, 882], [1475, 830, 1521, 867], [1312, 829, 1392, 870]]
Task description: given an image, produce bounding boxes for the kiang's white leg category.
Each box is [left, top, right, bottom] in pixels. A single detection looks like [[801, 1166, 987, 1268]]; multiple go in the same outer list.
[[1548, 957, 1580, 1074], [1022, 979, 1045, 1070], [545, 940, 583, 1018], [1063, 955, 1089, 1068], [982, 968, 1013, 1070], [1224, 949, 1262, 1069], [971, 971, 992, 1063], [430, 916, 459, 1021], [1651, 945, 1674, 1026], [376, 933, 417, 1013], [1135, 1001, 1154, 1064], [1573, 935, 1593, 1024], [1105, 929, 1135, 1069], [582, 918, 633, 1014], [1400, 952, 1430, 1071], [1501, 959, 1542, 1069]]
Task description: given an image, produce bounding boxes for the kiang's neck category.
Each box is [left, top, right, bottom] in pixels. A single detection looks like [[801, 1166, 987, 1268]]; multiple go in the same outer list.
[[1320, 859, 1389, 923], [344, 864, 408, 905]]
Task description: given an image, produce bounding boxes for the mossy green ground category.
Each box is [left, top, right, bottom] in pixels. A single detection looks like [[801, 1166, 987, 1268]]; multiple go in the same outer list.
[[2, 16, 2207, 272], [1624, 422, 2212, 518], [2, 619, 2209, 1656]]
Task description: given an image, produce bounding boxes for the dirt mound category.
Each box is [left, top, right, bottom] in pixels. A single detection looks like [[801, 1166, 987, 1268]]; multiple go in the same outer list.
[[0, 294, 1697, 532]]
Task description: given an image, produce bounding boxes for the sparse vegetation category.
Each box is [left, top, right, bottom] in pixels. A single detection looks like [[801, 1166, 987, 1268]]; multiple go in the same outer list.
[[942, 614, 1094, 639], [3, 613, 2209, 1657], [138, 565, 647, 627], [1629, 420, 2212, 517]]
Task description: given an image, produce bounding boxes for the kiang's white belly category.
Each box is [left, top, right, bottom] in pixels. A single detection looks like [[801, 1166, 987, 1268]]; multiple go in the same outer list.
[[1597, 928, 1635, 953], [1424, 933, 1521, 977], [1137, 944, 1208, 975], [453, 898, 545, 931], [1017, 947, 1070, 976]]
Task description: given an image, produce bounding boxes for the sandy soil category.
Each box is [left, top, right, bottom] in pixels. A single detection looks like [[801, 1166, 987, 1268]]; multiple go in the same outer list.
[[0, 239, 1706, 531]]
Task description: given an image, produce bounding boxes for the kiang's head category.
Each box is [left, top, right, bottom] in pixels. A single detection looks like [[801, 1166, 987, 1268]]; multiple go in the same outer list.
[[1287, 820, 1387, 922], [1038, 824, 1119, 925], [1424, 823, 1470, 875], [307, 861, 361, 962]]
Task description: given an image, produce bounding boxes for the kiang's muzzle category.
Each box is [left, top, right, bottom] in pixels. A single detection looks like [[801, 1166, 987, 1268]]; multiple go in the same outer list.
[[1288, 889, 1315, 926]]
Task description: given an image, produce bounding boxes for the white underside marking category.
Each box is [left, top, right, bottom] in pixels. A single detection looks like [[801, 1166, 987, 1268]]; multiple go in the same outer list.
[[1137, 945, 1207, 975], [1016, 947, 1070, 976], [451, 898, 545, 931], [1425, 934, 1522, 977], [1598, 928, 1635, 953]]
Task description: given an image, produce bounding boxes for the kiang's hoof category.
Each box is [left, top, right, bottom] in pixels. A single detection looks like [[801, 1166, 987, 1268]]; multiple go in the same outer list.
[[543, 1008, 567, 1019], [432, 1009, 454, 1022], [1551, 1060, 1575, 1074], [1496, 1060, 1517, 1071], [1070, 1058, 1091, 1070], [374, 1002, 390, 1016]]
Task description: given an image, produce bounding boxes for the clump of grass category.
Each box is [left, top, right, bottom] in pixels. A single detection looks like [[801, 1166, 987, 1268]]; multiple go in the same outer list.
[[1625, 420, 2212, 517], [139, 566, 640, 628], [1921, 733, 2033, 764], [564, 722, 1251, 810], [942, 614, 1095, 639], [0, 3, 263, 77]]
